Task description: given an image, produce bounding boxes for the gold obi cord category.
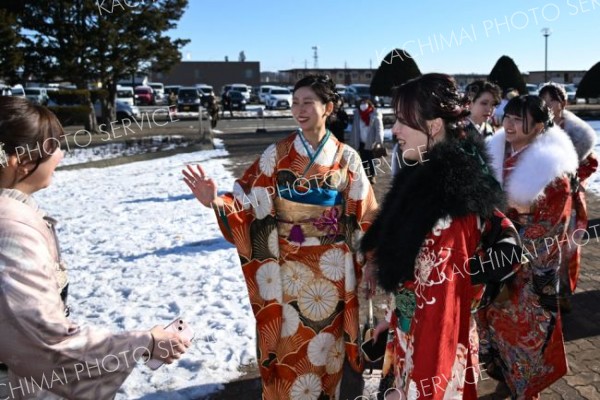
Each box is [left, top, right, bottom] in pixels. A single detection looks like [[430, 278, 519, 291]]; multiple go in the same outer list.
[[274, 197, 343, 243]]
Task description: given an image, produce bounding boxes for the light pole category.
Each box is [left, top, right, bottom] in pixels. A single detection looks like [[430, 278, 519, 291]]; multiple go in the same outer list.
[[541, 28, 552, 82]]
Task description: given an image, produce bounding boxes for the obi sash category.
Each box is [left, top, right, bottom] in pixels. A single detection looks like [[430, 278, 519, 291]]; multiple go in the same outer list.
[[274, 197, 345, 243]]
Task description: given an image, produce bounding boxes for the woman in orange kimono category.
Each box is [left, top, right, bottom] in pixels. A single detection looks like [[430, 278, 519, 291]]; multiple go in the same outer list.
[[539, 83, 598, 310], [482, 95, 579, 398], [184, 74, 378, 399], [360, 73, 521, 400]]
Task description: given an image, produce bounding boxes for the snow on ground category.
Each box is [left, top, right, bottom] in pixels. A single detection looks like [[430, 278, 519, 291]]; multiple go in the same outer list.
[[60, 137, 225, 167], [35, 142, 253, 399]]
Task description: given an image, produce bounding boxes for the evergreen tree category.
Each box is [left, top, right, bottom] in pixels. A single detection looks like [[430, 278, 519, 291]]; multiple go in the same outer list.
[[488, 55, 527, 95], [5, 0, 189, 128], [576, 61, 600, 101], [0, 5, 24, 85], [370, 49, 421, 96]]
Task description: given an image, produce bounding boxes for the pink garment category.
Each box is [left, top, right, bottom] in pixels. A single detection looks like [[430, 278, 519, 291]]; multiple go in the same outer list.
[[0, 192, 151, 399]]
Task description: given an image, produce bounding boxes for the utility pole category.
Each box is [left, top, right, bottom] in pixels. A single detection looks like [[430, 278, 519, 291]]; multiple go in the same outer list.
[[541, 28, 552, 82]]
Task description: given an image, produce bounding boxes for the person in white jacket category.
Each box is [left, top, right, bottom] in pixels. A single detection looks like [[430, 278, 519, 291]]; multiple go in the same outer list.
[[0, 97, 190, 400]]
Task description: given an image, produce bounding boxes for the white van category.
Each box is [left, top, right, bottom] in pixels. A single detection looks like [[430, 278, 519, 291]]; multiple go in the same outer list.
[[116, 85, 135, 106]]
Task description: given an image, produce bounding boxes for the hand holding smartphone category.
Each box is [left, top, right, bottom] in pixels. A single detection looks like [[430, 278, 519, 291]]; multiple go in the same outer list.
[[146, 317, 195, 370]]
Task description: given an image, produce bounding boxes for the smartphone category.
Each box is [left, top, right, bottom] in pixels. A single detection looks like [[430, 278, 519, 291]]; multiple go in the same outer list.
[[146, 317, 195, 370]]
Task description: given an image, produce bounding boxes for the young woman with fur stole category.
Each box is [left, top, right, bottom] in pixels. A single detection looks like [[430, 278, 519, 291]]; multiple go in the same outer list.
[[481, 95, 578, 398], [361, 73, 520, 400]]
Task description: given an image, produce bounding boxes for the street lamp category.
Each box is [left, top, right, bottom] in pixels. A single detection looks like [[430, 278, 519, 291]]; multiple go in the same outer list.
[[541, 28, 552, 82]]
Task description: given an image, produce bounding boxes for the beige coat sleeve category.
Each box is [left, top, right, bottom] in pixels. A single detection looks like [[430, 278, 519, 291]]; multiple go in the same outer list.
[[0, 219, 152, 400]]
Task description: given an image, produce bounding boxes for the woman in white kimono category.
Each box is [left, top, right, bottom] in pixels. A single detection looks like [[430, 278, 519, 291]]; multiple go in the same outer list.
[[0, 97, 189, 399]]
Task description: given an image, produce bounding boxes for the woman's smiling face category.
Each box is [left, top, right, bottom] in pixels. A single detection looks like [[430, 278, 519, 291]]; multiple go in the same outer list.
[[291, 87, 328, 132]]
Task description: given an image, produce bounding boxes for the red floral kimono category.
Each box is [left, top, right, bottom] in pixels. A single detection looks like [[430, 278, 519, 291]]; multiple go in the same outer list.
[[381, 215, 488, 400], [362, 135, 520, 400], [482, 126, 579, 398], [214, 131, 378, 399]]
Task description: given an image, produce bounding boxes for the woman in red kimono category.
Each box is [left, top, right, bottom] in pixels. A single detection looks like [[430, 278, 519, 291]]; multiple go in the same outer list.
[[361, 73, 520, 399], [183, 75, 378, 399], [539, 83, 598, 310], [483, 95, 579, 398]]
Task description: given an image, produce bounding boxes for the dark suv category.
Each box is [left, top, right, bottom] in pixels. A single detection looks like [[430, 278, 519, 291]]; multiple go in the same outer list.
[[177, 87, 202, 112]]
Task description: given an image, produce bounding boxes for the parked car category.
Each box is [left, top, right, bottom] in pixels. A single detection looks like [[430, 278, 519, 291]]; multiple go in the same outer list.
[[335, 84, 347, 97], [221, 84, 232, 96], [563, 84, 577, 104], [177, 87, 202, 112], [526, 84, 539, 96], [134, 86, 155, 105], [148, 82, 165, 104], [10, 84, 25, 98], [265, 87, 292, 110], [94, 100, 141, 122], [258, 85, 277, 104], [344, 84, 381, 107], [164, 85, 181, 97], [228, 90, 247, 110], [25, 87, 49, 105], [195, 84, 215, 107], [229, 84, 251, 102], [116, 85, 135, 106], [195, 84, 213, 95]]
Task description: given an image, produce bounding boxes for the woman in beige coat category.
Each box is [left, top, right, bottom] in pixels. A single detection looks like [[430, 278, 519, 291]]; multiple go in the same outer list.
[[0, 97, 190, 399]]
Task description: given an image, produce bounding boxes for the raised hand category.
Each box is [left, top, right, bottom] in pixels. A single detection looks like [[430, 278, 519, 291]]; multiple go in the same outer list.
[[182, 164, 222, 208]]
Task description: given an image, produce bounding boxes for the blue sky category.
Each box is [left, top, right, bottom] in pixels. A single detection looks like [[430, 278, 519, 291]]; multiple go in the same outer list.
[[170, 0, 600, 74]]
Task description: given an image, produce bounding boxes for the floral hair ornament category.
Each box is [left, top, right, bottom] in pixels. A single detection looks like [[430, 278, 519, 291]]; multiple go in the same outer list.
[[0, 141, 7, 168]]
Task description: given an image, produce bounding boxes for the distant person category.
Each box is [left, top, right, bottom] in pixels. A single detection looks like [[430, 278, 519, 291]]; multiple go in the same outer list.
[[206, 93, 220, 129], [492, 87, 519, 127], [326, 97, 349, 142], [348, 99, 384, 184], [221, 90, 233, 118], [0, 97, 190, 399], [539, 82, 598, 310], [464, 80, 501, 137], [168, 91, 177, 115]]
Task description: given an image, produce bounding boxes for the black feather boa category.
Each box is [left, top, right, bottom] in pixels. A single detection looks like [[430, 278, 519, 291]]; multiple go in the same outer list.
[[360, 135, 506, 292]]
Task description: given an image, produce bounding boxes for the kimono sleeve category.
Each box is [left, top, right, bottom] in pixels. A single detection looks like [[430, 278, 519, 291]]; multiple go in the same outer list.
[[0, 221, 152, 399], [342, 147, 378, 271], [578, 152, 598, 185], [520, 176, 572, 267], [214, 153, 275, 246]]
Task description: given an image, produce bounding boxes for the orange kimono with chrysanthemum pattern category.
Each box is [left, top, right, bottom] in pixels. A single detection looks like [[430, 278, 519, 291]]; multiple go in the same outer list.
[[214, 131, 378, 399]]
